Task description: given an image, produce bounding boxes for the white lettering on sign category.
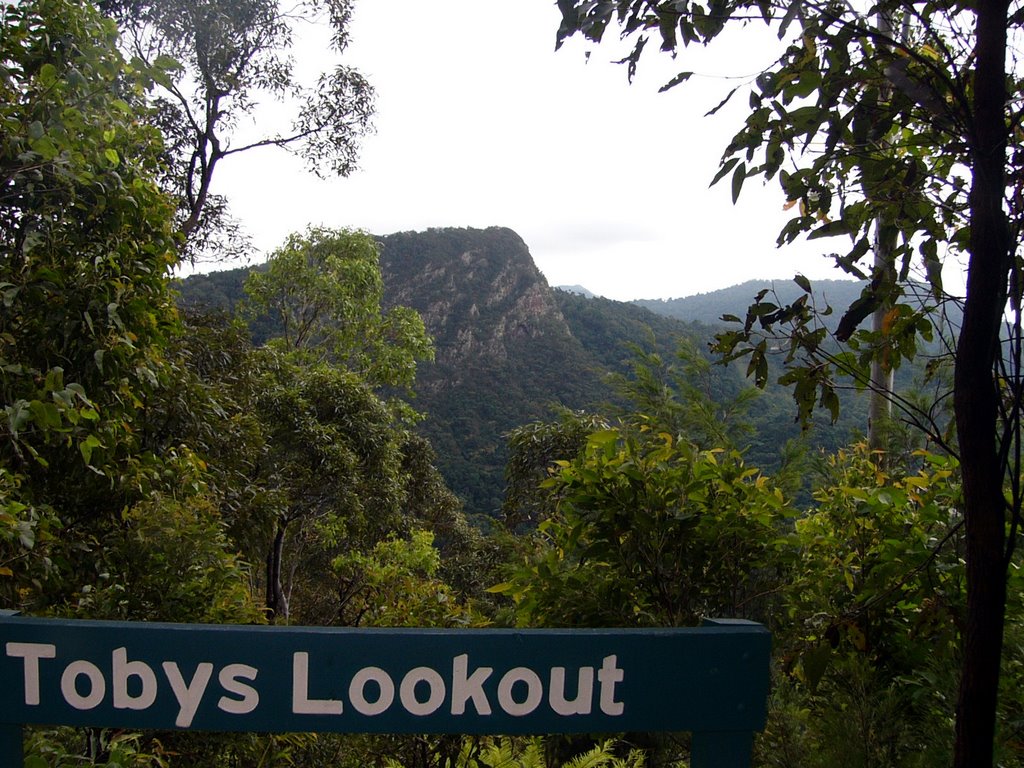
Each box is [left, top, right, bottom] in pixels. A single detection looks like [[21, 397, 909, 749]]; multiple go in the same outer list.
[[400, 666, 446, 716], [4, 643, 625, 724], [61, 660, 105, 710], [217, 663, 259, 715], [348, 666, 395, 715], [5, 644, 260, 720], [289, 652, 624, 719], [5, 641, 56, 705], [497, 667, 543, 716], [113, 647, 157, 710], [549, 666, 594, 716], [292, 652, 343, 715], [451, 654, 492, 715], [162, 661, 214, 727], [598, 655, 625, 716]]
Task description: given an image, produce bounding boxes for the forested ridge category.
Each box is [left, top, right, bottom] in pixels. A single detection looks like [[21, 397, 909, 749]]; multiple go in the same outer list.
[[3, 0, 1024, 766], [178, 228, 875, 516]]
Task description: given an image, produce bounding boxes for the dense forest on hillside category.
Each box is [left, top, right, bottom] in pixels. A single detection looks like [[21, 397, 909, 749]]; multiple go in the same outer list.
[[177, 236, 881, 515], [3, 1, 1023, 767]]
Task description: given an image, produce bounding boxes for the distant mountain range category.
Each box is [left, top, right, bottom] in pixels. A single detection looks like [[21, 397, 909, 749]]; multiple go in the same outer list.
[[177, 227, 898, 517], [634, 279, 866, 326], [555, 284, 597, 298]]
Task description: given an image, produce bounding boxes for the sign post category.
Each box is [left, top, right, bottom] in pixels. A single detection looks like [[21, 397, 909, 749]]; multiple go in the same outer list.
[[0, 723, 22, 767], [0, 613, 769, 767]]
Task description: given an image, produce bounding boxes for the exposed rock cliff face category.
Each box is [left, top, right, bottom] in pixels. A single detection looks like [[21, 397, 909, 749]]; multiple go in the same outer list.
[[174, 226, 694, 519], [379, 227, 571, 366], [378, 228, 603, 516]]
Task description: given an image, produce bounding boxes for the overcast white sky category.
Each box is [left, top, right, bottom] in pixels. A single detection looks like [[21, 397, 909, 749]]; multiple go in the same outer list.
[[212, 0, 854, 301]]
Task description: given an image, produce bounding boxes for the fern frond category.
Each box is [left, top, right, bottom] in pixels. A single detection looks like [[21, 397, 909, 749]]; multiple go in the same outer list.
[[563, 739, 618, 768]]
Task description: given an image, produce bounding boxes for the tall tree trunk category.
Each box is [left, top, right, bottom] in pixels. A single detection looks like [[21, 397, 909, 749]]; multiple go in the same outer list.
[[953, 0, 1010, 763], [867, 10, 897, 453], [868, 221, 896, 451], [265, 522, 289, 623]]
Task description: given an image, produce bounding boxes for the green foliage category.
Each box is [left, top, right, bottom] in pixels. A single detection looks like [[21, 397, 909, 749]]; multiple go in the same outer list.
[[395, 432, 492, 598], [785, 446, 963, 667], [497, 342, 791, 631], [144, 731, 310, 768], [761, 445, 969, 766], [225, 229, 466, 623], [503, 409, 609, 530], [258, 358, 407, 534], [243, 227, 433, 392], [164, 233, 484, 642], [25, 728, 168, 767], [264, 366, 487, 625], [555, 290, 691, 370], [496, 427, 791, 627], [329, 529, 479, 628], [0, 0, 192, 611], [66, 493, 264, 625], [0, 0, 178, 476], [249, 354, 409, 622], [383, 737, 646, 768], [100, 0, 374, 259], [0, 467, 61, 605], [607, 339, 758, 451]]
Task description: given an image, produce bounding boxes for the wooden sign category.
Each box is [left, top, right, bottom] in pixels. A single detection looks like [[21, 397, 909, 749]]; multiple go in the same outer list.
[[0, 613, 769, 767]]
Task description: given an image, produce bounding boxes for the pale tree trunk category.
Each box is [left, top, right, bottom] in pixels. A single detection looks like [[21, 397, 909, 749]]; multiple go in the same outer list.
[[867, 10, 897, 451], [265, 522, 289, 623], [953, 0, 1010, 763], [868, 221, 896, 451]]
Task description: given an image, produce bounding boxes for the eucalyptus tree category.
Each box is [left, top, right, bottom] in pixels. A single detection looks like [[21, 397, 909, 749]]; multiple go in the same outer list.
[[238, 228, 437, 622], [552, 0, 1021, 764], [241, 227, 434, 392], [0, 0, 185, 606], [99, 0, 374, 259]]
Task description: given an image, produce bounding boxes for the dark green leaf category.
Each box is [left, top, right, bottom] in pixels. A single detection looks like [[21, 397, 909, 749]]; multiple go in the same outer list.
[[659, 70, 693, 92], [802, 643, 832, 692], [711, 157, 739, 187], [731, 161, 747, 204], [807, 221, 848, 239]]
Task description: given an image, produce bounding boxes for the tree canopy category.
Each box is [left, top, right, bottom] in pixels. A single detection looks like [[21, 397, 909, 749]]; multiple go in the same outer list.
[[0, 0, 184, 606], [8, 0, 1024, 765], [553, 0, 1020, 764], [99, 0, 374, 260], [242, 227, 434, 391]]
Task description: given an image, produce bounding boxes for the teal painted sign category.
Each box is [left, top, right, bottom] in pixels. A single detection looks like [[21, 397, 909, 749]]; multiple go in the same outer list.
[[0, 614, 770, 767]]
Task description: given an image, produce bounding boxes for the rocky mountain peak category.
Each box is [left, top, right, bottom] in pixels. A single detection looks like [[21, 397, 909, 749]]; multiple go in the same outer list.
[[378, 227, 570, 365]]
